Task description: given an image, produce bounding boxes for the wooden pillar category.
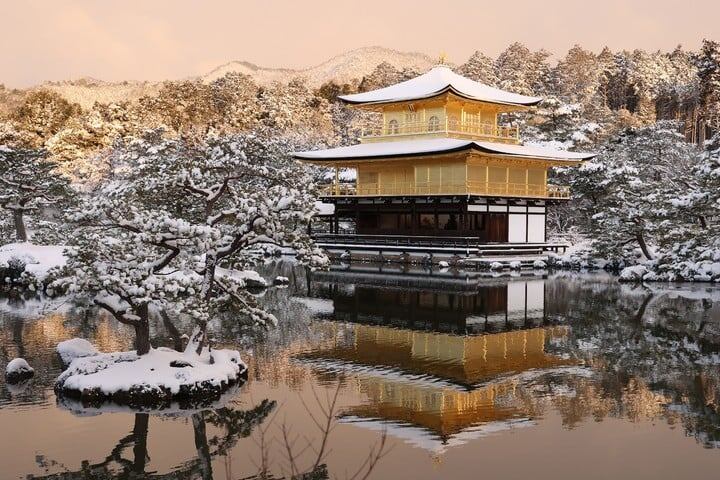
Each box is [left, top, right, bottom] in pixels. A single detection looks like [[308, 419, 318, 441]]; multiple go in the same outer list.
[[525, 168, 529, 197], [505, 166, 510, 195], [485, 164, 490, 194], [334, 166, 340, 196]]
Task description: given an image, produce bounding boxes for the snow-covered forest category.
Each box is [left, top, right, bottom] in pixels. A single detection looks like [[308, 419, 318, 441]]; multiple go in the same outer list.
[[2, 40, 720, 289]]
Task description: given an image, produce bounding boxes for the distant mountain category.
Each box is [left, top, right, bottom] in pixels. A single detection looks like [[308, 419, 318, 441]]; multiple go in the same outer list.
[[15, 47, 437, 109], [202, 46, 436, 87]]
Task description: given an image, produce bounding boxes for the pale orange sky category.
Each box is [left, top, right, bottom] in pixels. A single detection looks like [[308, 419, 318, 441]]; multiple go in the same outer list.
[[1, 0, 718, 88]]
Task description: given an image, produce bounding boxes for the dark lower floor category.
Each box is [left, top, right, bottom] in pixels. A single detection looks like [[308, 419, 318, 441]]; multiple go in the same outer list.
[[313, 196, 549, 243]]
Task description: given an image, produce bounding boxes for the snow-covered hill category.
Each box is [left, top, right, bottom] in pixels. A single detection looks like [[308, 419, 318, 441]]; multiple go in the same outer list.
[[38, 77, 161, 109], [202, 46, 435, 87], [18, 47, 435, 108]]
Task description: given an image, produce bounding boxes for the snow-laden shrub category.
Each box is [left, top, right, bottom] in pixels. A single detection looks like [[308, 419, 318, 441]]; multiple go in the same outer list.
[[533, 260, 547, 269], [509, 261, 522, 270], [490, 262, 504, 271]]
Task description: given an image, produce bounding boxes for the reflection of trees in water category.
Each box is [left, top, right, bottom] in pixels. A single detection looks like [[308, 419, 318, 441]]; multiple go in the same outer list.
[[30, 400, 276, 480], [545, 274, 720, 447]]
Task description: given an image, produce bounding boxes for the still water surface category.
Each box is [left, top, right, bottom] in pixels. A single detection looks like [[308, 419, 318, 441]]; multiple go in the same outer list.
[[1, 264, 720, 479]]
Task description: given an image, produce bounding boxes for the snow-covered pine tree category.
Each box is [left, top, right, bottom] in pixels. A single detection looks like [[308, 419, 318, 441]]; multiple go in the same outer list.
[[552, 45, 600, 105], [586, 121, 699, 263], [0, 146, 73, 242], [358, 62, 417, 92], [495, 43, 552, 96], [59, 130, 326, 355], [458, 51, 498, 86], [695, 39, 720, 136]]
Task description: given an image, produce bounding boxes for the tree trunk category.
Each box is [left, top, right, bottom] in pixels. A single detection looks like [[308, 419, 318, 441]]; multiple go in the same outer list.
[[160, 309, 184, 352], [135, 304, 151, 355], [192, 412, 214, 480], [636, 232, 654, 261], [698, 215, 708, 229], [13, 210, 27, 242], [132, 413, 150, 474]]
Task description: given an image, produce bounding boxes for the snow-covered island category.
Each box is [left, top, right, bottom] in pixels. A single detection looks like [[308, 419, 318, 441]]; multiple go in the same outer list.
[[5, 358, 35, 384], [54, 336, 247, 407]]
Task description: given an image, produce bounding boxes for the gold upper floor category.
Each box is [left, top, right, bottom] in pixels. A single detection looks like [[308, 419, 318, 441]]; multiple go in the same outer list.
[[358, 93, 524, 144], [320, 152, 572, 200]]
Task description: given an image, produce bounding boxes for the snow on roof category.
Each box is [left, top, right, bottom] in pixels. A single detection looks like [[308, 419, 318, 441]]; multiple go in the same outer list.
[[339, 65, 542, 107], [339, 416, 535, 456], [294, 138, 595, 162]]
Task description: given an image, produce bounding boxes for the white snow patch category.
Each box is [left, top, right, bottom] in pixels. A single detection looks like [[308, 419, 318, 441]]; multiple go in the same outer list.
[[215, 267, 267, 288], [533, 259, 547, 269], [0, 243, 67, 280], [338, 65, 541, 106], [619, 265, 649, 282], [295, 138, 593, 162], [6, 358, 34, 376], [57, 338, 100, 365]]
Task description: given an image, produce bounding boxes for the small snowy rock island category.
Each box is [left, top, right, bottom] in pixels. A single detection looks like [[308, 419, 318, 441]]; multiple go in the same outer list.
[[55, 338, 247, 408], [5, 358, 35, 384]]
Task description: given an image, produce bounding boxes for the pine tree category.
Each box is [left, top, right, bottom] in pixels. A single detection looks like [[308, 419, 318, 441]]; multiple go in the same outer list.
[[58, 131, 326, 355], [552, 45, 599, 104], [458, 51, 498, 86], [585, 122, 700, 263], [695, 39, 720, 134], [495, 43, 552, 95], [0, 146, 73, 242]]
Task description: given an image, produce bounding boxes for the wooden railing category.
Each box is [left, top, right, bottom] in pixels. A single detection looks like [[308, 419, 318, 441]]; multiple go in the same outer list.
[[320, 182, 570, 199], [361, 119, 520, 142]]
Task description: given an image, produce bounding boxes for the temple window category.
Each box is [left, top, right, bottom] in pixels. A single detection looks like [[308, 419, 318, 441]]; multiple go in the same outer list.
[[387, 119, 399, 134], [428, 115, 440, 132]]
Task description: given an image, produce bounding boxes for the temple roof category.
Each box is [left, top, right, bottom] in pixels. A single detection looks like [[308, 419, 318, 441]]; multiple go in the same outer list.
[[339, 65, 542, 107], [293, 138, 595, 162]]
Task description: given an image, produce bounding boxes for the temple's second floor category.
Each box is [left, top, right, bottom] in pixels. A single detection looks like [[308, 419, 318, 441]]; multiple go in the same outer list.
[[318, 151, 571, 200]]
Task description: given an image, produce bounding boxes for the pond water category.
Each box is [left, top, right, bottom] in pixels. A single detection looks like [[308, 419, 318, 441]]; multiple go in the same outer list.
[[1, 263, 720, 479]]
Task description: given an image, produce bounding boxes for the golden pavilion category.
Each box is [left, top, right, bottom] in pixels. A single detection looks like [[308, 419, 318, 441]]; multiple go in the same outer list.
[[294, 64, 594, 256]]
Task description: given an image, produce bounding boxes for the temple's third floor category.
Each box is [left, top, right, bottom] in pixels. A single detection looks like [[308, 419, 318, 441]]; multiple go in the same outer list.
[[339, 65, 542, 144], [360, 97, 521, 144]]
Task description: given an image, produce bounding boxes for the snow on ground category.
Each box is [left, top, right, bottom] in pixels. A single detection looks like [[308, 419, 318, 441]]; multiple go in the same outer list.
[[56, 338, 99, 366], [55, 344, 246, 401], [0, 243, 67, 281]]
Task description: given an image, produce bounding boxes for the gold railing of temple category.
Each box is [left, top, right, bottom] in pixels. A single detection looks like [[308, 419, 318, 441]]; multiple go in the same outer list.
[[361, 120, 520, 143], [319, 182, 570, 199]]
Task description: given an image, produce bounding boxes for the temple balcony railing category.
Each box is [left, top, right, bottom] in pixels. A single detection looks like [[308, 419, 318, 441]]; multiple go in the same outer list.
[[319, 182, 570, 199], [360, 120, 520, 143]]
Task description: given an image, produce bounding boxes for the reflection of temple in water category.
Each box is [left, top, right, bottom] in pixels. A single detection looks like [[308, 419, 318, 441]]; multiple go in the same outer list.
[[305, 274, 549, 335], [296, 277, 577, 454]]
